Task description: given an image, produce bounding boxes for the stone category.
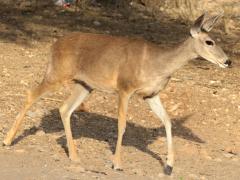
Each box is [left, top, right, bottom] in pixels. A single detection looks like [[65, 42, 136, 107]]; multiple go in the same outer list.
[[15, 149, 26, 153], [223, 152, 234, 158], [36, 130, 46, 136], [93, 20, 101, 26]]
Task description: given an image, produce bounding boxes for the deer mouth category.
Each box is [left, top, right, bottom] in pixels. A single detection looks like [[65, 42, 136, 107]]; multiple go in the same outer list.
[[207, 59, 227, 68], [209, 59, 229, 68], [219, 60, 232, 68]]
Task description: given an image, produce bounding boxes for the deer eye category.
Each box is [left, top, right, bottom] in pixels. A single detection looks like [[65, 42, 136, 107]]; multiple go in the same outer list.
[[205, 40, 214, 46]]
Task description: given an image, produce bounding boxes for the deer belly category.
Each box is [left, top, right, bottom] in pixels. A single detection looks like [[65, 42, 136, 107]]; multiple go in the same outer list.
[[74, 73, 118, 93]]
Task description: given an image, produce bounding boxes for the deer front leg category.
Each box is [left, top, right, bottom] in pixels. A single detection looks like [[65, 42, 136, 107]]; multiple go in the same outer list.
[[111, 92, 130, 170], [146, 95, 174, 175]]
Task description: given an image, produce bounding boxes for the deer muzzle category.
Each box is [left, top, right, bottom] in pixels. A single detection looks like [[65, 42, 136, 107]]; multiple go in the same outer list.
[[224, 59, 232, 68]]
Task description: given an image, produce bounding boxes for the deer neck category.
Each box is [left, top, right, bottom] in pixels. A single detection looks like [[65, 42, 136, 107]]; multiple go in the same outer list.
[[157, 37, 198, 76]]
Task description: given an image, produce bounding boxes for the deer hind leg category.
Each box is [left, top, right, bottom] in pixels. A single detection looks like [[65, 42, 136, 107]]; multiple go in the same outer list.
[[146, 95, 174, 175], [59, 84, 90, 162], [111, 92, 130, 170], [3, 81, 59, 146]]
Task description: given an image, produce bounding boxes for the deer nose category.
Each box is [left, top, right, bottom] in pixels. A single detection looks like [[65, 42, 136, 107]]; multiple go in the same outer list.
[[224, 60, 232, 67]]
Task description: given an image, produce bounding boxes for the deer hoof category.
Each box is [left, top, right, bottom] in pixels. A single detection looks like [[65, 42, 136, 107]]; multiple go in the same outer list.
[[110, 155, 123, 171], [112, 164, 123, 171], [2, 140, 11, 146], [164, 165, 173, 175], [70, 154, 81, 163]]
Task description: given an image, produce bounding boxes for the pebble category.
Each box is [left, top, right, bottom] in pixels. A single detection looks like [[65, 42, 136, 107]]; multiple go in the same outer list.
[[223, 147, 238, 155], [20, 80, 28, 86], [209, 80, 221, 85], [214, 158, 222, 162], [51, 154, 60, 161], [15, 149, 26, 153], [36, 130, 46, 136], [36, 147, 46, 152], [132, 168, 144, 176], [73, 114, 79, 120], [159, 7, 164, 11], [223, 152, 234, 158], [169, 103, 181, 112], [66, 164, 85, 173], [205, 155, 212, 160], [93, 20, 101, 26], [3, 146, 11, 150], [27, 111, 38, 118]]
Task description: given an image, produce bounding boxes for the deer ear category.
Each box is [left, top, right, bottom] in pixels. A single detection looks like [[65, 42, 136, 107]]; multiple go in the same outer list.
[[202, 12, 224, 32], [190, 13, 206, 38]]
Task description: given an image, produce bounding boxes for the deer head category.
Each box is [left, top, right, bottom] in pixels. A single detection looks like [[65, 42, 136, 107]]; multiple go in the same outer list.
[[190, 12, 231, 68]]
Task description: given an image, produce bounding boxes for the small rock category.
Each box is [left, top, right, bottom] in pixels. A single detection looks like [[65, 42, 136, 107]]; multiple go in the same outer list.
[[35, 15, 43, 20], [66, 164, 85, 173], [37, 147, 46, 152], [51, 154, 60, 161], [205, 155, 212, 160], [226, 123, 230, 127], [72, 114, 79, 120], [93, 20, 101, 26], [159, 7, 164, 11], [223, 152, 234, 158], [132, 168, 144, 176], [15, 149, 26, 153], [27, 111, 37, 118], [20, 80, 28, 86], [36, 130, 45, 136], [169, 103, 181, 112], [223, 147, 238, 155], [209, 80, 221, 85], [214, 158, 222, 162], [171, 77, 182, 82], [3, 146, 11, 150]]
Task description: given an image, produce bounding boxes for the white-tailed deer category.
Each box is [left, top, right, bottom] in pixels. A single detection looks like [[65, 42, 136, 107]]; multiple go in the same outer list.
[[3, 12, 230, 175]]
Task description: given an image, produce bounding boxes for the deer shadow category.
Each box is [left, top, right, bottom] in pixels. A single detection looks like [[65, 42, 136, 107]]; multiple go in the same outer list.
[[13, 108, 204, 167]]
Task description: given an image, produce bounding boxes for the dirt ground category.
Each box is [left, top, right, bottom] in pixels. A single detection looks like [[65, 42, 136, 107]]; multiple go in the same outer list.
[[0, 2, 240, 180]]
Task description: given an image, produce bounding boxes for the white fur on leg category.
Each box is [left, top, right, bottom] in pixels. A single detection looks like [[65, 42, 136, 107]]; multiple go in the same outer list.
[[59, 85, 90, 161], [146, 95, 174, 167]]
